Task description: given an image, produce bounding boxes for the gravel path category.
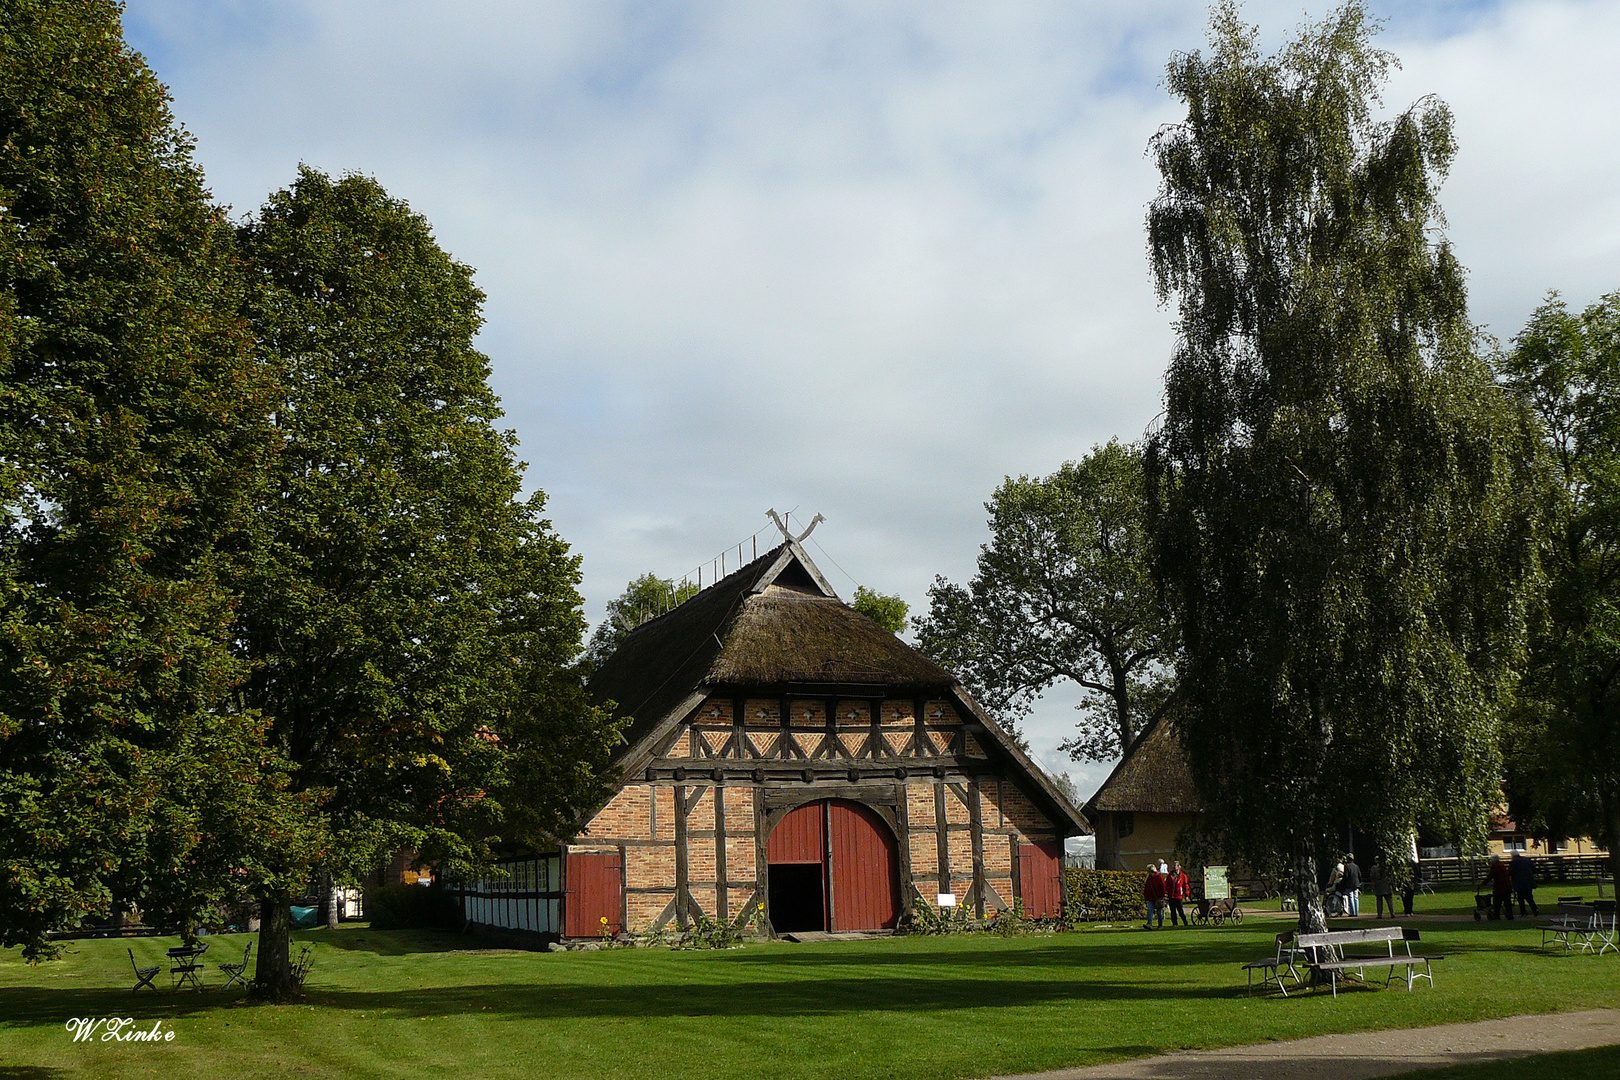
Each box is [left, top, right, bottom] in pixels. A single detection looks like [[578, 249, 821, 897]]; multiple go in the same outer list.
[[984, 1009, 1620, 1080]]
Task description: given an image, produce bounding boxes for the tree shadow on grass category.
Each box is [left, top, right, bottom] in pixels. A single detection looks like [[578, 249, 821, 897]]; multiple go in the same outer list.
[[306, 929, 490, 956], [0, 1069, 68, 1080], [0, 975, 1231, 1026], [719, 936, 1269, 969]]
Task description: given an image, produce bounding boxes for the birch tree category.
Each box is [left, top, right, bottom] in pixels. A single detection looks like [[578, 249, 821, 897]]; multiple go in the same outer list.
[[1144, 1, 1541, 933]]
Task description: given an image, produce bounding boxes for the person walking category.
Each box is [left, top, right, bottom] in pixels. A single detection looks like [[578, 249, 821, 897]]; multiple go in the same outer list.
[[1402, 856, 1420, 916], [1341, 855, 1362, 917], [1487, 854, 1515, 920], [1166, 861, 1190, 927], [1143, 865, 1166, 929], [1370, 859, 1396, 918], [1509, 850, 1539, 917], [1326, 860, 1345, 916]]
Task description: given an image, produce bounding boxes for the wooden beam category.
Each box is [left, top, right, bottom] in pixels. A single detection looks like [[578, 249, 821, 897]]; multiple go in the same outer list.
[[674, 784, 691, 930], [894, 781, 915, 923], [734, 696, 749, 758], [1011, 835, 1022, 904], [619, 843, 629, 934], [714, 784, 728, 922], [755, 786, 773, 937], [969, 779, 986, 918], [731, 888, 761, 931], [649, 894, 679, 932], [934, 781, 950, 901]]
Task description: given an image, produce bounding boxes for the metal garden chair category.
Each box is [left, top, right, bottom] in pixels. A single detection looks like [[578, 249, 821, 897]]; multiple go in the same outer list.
[[129, 948, 159, 993], [218, 940, 253, 991]]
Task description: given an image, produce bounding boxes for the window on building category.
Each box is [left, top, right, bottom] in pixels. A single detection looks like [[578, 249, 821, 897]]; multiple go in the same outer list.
[[1115, 812, 1135, 840]]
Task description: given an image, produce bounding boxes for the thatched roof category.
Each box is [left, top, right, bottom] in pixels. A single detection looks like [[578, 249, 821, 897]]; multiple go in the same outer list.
[[589, 541, 953, 752], [1083, 711, 1200, 816], [587, 540, 1089, 835]]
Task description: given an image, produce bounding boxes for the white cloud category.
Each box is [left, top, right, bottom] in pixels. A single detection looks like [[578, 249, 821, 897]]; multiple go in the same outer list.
[[123, 1, 1620, 798]]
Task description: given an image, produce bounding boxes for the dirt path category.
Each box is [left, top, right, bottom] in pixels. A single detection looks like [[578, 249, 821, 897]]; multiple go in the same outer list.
[[984, 1009, 1620, 1080]]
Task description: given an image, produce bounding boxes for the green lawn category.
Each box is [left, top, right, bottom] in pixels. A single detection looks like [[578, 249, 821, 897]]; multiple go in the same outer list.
[[2, 918, 1617, 1080]]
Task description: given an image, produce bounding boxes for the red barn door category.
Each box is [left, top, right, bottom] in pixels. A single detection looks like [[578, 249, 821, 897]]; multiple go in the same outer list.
[[767, 799, 900, 933], [827, 800, 900, 931], [564, 851, 622, 938], [1018, 842, 1063, 919]]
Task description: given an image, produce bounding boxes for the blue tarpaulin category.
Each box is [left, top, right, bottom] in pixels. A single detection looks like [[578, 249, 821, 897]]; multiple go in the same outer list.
[[290, 905, 320, 929]]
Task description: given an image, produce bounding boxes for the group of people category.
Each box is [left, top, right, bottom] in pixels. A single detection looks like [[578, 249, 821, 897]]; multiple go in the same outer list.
[[1486, 851, 1540, 919], [1326, 854, 1423, 917], [1142, 861, 1190, 928]]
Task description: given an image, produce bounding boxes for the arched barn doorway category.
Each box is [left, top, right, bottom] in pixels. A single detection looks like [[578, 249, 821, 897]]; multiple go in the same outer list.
[[766, 799, 900, 933]]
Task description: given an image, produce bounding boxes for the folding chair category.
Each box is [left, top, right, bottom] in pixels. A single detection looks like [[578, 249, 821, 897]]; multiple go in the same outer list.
[[218, 940, 254, 991], [1594, 901, 1617, 957], [129, 949, 159, 993]]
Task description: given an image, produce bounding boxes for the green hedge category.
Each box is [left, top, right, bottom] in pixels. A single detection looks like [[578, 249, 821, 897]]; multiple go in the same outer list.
[[1065, 868, 1148, 922], [367, 884, 460, 930]]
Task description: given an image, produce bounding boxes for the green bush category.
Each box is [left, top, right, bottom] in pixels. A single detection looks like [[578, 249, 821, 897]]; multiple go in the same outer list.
[[367, 884, 460, 930], [1065, 868, 1148, 922], [909, 896, 977, 934]]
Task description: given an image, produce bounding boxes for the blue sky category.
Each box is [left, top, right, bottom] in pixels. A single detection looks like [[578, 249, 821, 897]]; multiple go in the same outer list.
[[122, 1, 1620, 799]]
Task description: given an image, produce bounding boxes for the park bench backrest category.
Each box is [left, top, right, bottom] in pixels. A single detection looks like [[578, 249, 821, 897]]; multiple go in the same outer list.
[[1298, 926, 1413, 961], [1298, 927, 1404, 950], [1555, 903, 1595, 922]]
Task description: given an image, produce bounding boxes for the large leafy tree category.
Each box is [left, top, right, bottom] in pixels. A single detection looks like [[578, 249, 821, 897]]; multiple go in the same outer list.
[[914, 440, 1173, 761], [235, 168, 620, 996], [0, 0, 309, 960], [1497, 290, 1620, 881], [1144, 1, 1541, 932]]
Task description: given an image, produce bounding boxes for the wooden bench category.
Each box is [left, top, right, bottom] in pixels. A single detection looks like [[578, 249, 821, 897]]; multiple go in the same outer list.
[[1242, 931, 1305, 996], [1297, 926, 1442, 997]]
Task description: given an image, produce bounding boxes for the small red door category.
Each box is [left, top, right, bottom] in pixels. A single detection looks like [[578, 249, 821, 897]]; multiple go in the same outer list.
[[564, 851, 622, 938], [1019, 842, 1064, 919], [827, 800, 900, 930]]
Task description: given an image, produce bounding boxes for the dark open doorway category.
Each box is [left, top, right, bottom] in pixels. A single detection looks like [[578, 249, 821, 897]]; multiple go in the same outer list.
[[767, 863, 825, 933]]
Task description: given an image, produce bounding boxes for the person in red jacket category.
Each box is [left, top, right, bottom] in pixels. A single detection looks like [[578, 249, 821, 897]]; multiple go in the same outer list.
[[1487, 854, 1515, 921], [1165, 861, 1190, 926], [1143, 866, 1166, 929]]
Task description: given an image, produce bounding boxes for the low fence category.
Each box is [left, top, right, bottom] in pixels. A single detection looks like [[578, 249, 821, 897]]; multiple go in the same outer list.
[[1418, 854, 1610, 887]]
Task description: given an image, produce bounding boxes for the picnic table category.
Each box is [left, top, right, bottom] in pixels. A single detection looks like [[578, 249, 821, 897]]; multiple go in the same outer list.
[[167, 942, 208, 990], [1540, 901, 1617, 955], [1243, 925, 1441, 997]]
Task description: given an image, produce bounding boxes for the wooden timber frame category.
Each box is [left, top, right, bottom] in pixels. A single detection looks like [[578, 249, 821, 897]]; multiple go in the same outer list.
[[530, 538, 1090, 940]]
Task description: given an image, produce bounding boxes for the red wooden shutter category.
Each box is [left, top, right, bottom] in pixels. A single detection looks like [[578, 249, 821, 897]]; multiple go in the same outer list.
[[827, 800, 900, 931], [1018, 842, 1063, 919], [564, 851, 623, 938]]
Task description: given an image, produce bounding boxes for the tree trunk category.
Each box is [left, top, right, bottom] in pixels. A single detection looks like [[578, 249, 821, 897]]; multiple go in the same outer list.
[[1606, 790, 1620, 893], [319, 865, 339, 930], [253, 893, 294, 1000], [1294, 848, 1327, 935]]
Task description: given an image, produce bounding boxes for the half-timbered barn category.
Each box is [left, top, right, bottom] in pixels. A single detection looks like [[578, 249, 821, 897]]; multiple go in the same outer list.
[[459, 539, 1087, 940]]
